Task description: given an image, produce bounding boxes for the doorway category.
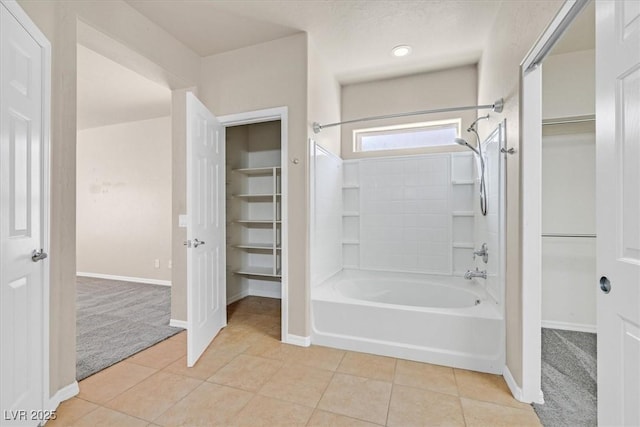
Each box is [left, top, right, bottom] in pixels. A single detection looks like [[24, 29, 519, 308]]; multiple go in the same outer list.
[[535, 5, 597, 422], [75, 43, 180, 380], [219, 108, 289, 341]]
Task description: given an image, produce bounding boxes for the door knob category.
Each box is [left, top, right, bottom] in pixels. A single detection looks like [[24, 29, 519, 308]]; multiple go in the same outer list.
[[599, 276, 611, 294], [193, 238, 205, 248], [31, 249, 48, 262]]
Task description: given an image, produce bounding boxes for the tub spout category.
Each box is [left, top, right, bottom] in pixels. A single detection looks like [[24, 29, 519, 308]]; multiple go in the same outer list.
[[464, 268, 487, 280]]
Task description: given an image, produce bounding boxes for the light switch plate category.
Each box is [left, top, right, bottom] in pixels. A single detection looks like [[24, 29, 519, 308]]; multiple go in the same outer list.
[[179, 214, 187, 228]]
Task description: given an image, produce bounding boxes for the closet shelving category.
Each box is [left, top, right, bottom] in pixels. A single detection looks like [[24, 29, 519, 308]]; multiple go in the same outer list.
[[230, 165, 282, 279]]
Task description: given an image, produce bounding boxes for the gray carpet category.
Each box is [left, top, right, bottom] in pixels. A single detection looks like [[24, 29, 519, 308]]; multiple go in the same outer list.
[[76, 276, 183, 381], [533, 328, 597, 426]]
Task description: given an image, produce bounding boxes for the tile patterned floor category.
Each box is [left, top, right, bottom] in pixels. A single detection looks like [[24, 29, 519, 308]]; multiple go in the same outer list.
[[49, 297, 541, 426]]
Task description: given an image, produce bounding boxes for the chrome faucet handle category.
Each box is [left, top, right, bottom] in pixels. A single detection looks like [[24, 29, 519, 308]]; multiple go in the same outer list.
[[473, 243, 489, 264]]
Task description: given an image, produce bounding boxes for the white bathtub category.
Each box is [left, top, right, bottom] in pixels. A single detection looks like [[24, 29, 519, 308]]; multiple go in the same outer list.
[[311, 269, 505, 374]]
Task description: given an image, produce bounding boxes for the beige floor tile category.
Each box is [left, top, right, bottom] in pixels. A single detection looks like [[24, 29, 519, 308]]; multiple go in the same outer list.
[[126, 338, 186, 369], [162, 348, 238, 380], [306, 409, 382, 426], [387, 384, 465, 427], [254, 342, 345, 371], [394, 360, 458, 396], [45, 397, 98, 426], [258, 363, 334, 407], [167, 331, 186, 344], [78, 361, 157, 404], [234, 395, 313, 426], [105, 371, 202, 421], [317, 373, 392, 425], [208, 354, 282, 392], [337, 352, 396, 382], [72, 406, 148, 427], [461, 398, 542, 427], [154, 382, 252, 426], [230, 296, 281, 315], [454, 369, 532, 410]]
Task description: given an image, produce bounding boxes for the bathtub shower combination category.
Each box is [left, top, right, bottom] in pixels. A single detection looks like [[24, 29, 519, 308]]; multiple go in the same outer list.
[[310, 121, 506, 374]]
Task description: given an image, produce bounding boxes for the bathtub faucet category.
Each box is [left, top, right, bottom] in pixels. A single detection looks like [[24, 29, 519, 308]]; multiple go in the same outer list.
[[464, 268, 487, 280]]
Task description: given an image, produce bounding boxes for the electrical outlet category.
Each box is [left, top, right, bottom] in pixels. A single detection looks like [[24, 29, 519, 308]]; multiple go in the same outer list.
[[168, 260, 172, 269], [154, 259, 160, 268]]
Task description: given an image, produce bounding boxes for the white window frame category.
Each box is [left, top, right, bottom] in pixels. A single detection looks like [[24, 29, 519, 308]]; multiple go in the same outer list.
[[353, 118, 461, 153]]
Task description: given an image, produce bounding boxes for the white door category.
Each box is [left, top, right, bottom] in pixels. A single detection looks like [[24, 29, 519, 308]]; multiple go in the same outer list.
[[186, 92, 226, 366], [596, 1, 640, 425], [1, 2, 48, 425]]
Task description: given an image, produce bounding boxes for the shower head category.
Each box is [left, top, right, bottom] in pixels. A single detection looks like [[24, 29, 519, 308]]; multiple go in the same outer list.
[[454, 137, 480, 155]]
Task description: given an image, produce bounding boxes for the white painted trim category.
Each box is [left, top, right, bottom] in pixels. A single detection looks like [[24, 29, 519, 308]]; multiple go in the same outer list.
[[227, 290, 249, 305], [77, 272, 171, 287], [169, 319, 187, 329], [503, 366, 543, 404], [217, 107, 289, 346], [285, 334, 311, 347], [248, 287, 281, 300], [2, 0, 53, 414], [519, 0, 588, 406], [47, 381, 79, 412], [541, 320, 596, 334]]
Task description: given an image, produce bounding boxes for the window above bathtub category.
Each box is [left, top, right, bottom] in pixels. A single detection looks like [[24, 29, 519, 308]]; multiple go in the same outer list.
[[353, 118, 461, 153]]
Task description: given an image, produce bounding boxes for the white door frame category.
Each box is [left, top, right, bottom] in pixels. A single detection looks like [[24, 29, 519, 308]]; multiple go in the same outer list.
[[0, 0, 52, 412], [216, 107, 289, 344], [519, 0, 590, 404]]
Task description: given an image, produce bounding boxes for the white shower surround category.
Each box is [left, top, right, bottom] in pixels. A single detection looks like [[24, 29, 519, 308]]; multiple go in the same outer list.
[[310, 124, 506, 374], [312, 269, 504, 373]]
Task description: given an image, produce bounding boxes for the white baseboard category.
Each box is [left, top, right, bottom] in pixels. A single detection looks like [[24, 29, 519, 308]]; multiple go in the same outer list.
[[77, 272, 171, 287], [285, 334, 310, 347], [169, 319, 187, 328], [503, 366, 544, 404], [227, 290, 249, 305], [47, 381, 79, 412], [248, 284, 281, 299], [541, 320, 596, 333]]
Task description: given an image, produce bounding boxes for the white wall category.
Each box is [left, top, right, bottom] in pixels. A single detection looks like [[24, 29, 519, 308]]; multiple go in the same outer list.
[[76, 117, 172, 282], [542, 50, 595, 120], [476, 0, 563, 386], [310, 142, 343, 285]]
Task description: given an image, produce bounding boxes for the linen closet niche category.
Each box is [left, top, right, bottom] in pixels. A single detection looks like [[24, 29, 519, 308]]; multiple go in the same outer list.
[[225, 120, 283, 305]]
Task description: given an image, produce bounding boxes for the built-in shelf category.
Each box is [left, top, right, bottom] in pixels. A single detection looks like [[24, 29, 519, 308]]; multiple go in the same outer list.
[[343, 184, 360, 189], [452, 180, 475, 185], [342, 212, 360, 217], [452, 242, 474, 249], [234, 267, 282, 278], [342, 240, 360, 245], [233, 166, 281, 175], [234, 243, 281, 250], [233, 193, 281, 199], [452, 211, 475, 217]]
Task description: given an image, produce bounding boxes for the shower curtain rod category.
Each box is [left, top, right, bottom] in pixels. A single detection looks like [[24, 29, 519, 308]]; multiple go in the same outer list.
[[312, 98, 504, 134]]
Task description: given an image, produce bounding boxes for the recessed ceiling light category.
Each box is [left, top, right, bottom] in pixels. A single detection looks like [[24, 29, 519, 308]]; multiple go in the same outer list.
[[392, 45, 412, 57]]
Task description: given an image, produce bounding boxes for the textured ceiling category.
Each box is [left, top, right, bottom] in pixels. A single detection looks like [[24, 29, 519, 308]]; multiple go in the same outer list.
[[125, 0, 504, 84], [77, 44, 171, 130]]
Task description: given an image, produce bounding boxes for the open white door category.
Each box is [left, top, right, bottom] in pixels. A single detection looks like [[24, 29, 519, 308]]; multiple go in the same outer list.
[[186, 92, 226, 366], [596, 1, 640, 425], [1, 1, 50, 424]]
